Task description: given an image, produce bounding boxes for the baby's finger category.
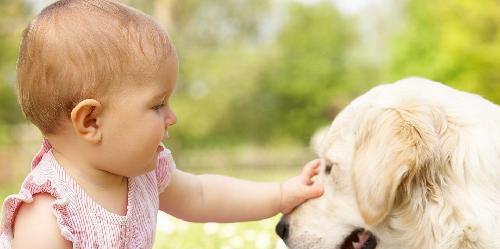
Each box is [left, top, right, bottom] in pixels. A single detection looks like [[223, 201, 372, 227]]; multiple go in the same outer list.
[[301, 159, 322, 184], [304, 184, 324, 200]]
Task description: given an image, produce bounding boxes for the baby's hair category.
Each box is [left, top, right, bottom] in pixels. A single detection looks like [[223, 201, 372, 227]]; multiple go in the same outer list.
[[17, 0, 174, 134]]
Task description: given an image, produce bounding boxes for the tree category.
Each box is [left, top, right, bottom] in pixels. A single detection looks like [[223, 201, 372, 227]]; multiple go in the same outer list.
[[244, 2, 356, 144], [157, 1, 360, 147], [0, 1, 30, 144], [388, 0, 500, 103], [154, 0, 274, 148]]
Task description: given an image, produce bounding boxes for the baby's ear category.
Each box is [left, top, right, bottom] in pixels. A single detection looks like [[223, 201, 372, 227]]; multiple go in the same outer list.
[[70, 99, 103, 144]]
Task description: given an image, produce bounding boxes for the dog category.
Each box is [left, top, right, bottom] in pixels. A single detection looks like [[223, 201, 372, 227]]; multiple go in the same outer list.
[[276, 78, 500, 249]]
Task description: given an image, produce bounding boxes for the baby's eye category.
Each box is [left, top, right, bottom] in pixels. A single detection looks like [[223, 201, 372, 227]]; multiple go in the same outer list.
[[153, 96, 168, 110], [153, 99, 165, 110], [152, 103, 165, 110]]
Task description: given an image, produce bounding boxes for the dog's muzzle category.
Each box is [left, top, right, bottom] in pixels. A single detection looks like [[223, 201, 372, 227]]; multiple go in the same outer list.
[[276, 217, 377, 249], [275, 218, 289, 240]]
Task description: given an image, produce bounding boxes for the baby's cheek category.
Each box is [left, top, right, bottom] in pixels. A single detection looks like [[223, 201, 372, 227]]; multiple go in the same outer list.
[[152, 121, 166, 144]]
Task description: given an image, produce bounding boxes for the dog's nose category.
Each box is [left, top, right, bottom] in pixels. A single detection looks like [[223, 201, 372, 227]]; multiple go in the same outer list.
[[275, 219, 289, 240]]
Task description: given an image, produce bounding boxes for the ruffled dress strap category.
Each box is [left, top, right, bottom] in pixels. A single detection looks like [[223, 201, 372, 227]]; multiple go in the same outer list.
[[0, 140, 76, 248], [31, 138, 52, 170], [156, 143, 176, 193]]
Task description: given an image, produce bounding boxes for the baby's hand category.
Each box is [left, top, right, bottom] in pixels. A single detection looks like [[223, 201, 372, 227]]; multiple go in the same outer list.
[[280, 159, 325, 214]]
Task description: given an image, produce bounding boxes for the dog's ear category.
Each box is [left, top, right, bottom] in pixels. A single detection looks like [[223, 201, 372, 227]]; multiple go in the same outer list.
[[352, 105, 447, 225], [310, 126, 330, 156]]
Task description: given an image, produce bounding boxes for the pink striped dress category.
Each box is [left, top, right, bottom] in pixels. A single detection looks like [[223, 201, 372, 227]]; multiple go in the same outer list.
[[0, 139, 176, 249]]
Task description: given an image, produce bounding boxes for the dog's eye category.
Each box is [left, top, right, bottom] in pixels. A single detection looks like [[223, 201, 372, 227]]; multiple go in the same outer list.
[[325, 161, 338, 174], [325, 163, 332, 174]]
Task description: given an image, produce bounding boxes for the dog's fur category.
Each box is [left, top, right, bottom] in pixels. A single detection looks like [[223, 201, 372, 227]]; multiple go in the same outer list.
[[282, 78, 500, 249]]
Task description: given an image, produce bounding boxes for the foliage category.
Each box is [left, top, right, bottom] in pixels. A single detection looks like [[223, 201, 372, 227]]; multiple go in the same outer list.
[[251, 3, 356, 144], [388, 0, 500, 103], [0, 1, 27, 131], [167, 2, 360, 148]]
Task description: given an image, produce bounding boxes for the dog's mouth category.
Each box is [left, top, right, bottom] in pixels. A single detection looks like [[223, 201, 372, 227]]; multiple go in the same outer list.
[[340, 228, 377, 249]]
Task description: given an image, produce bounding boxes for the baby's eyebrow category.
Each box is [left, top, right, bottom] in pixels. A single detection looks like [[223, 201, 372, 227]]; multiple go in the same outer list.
[[152, 90, 170, 99]]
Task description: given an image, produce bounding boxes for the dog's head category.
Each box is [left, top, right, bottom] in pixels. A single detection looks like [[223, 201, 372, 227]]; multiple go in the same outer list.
[[277, 78, 471, 249]]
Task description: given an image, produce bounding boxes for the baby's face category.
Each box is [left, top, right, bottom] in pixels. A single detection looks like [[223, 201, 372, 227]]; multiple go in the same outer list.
[[97, 56, 178, 177]]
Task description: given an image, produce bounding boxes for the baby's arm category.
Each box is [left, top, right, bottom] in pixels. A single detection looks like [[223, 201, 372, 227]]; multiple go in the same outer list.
[[11, 194, 72, 249], [159, 159, 324, 223]]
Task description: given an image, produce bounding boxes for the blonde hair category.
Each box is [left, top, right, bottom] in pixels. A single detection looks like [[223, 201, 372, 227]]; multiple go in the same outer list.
[[17, 0, 174, 134]]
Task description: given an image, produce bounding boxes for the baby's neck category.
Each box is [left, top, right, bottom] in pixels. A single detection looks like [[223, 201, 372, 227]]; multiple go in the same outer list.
[[47, 135, 129, 215], [55, 149, 124, 186], [52, 148, 129, 215]]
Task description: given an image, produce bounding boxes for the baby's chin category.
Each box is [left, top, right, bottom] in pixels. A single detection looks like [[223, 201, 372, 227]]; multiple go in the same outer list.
[[148, 155, 160, 169], [136, 145, 163, 174], [130, 153, 160, 176]]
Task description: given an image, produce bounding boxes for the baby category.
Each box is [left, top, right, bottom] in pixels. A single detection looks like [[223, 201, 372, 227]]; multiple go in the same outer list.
[[0, 1, 324, 248]]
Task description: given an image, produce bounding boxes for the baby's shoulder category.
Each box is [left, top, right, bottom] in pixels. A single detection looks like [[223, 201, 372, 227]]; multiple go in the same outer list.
[[10, 193, 72, 249]]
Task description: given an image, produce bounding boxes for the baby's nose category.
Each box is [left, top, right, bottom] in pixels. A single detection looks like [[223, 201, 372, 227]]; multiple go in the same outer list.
[[165, 110, 177, 126]]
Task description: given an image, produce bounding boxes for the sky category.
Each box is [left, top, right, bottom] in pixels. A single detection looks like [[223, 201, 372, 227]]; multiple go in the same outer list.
[[287, 0, 376, 16], [26, 0, 372, 16]]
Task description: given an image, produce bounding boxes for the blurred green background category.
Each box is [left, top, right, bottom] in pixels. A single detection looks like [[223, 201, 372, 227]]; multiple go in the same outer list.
[[0, 0, 499, 248]]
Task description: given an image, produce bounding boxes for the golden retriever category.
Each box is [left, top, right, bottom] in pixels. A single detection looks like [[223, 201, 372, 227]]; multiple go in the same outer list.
[[276, 78, 500, 249]]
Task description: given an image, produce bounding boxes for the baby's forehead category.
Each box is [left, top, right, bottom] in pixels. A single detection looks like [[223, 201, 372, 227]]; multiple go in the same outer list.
[[116, 55, 178, 94], [128, 53, 178, 81]]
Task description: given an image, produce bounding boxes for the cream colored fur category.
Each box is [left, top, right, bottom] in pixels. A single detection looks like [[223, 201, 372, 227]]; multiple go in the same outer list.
[[284, 78, 500, 249]]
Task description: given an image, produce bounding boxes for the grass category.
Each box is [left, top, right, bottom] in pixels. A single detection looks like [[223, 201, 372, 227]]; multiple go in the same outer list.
[[154, 213, 286, 249]]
